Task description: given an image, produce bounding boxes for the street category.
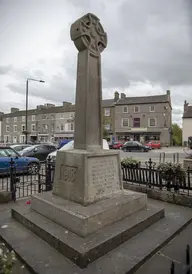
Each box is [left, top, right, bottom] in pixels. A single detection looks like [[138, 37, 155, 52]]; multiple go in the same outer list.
[[120, 147, 187, 166]]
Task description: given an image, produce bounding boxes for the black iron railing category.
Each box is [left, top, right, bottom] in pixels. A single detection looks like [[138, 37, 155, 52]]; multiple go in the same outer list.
[[122, 158, 192, 196], [0, 157, 55, 201]]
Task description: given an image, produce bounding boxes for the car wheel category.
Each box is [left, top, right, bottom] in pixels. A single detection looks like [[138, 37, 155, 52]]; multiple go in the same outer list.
[[122, 148, 127, 152], [28, 163, 40, 175]]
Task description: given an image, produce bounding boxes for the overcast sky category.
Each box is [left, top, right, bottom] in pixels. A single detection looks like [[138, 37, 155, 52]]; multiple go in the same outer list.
[[0, 0, 192, 125]]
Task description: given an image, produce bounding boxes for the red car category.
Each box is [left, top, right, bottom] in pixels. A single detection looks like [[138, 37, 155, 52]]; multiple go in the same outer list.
[[146, 141, 161, 149], [112, 141, 123, 149]]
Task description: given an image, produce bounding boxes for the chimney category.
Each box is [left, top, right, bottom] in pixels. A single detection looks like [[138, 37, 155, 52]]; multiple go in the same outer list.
[[121, 93, 126, 99], [166, 90, 170, 96], [11, 108, 19, 113], [114, 91, 119, 102], [184, 100, 189, 112]]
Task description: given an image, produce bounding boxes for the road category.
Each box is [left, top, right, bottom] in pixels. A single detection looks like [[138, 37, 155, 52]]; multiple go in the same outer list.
[[120, 147, 187, 166]]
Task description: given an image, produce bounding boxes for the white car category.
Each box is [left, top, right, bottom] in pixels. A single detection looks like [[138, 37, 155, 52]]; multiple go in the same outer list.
[[47, 139, 109, 162]]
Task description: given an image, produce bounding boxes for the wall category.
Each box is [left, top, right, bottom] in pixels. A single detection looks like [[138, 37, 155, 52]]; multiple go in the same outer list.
[[115, 102, 171, 144], [182, 118, 192, 145], [124, 183, 192, 208]]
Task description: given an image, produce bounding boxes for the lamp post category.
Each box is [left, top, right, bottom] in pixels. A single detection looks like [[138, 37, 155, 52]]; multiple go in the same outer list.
[[25, 78, 45, 144]]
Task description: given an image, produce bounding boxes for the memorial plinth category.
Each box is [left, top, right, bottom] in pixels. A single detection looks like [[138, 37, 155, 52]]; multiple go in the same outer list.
[[11, 13, 165, 269]]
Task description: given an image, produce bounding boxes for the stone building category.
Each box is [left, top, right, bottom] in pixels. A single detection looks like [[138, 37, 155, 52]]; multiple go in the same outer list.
[[182, 101, 192, 146], [1, 91, 172, 145], [114, 90, 172, 144]]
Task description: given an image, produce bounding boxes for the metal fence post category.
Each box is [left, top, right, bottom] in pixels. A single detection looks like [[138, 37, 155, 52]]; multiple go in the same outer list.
[[46, 157, 53, 191], [10, 158, 16, 202], [170, 261, 175, 274]]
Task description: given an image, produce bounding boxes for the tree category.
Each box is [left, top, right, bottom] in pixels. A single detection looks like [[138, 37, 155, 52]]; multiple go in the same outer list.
[[103, 128, 110, 140], [172, 123, 182, 146]]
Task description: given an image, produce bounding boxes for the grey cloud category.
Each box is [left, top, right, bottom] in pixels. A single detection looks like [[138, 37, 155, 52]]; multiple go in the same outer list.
[[0, 65, 13, 75]]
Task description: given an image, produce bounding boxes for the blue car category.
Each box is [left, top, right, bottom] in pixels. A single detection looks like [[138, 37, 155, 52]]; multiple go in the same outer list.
[[0, 146, 40, 175]]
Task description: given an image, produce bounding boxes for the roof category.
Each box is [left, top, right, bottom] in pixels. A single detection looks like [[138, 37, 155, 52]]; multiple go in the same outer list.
[[102, 99, 115, 107], [116, 95, 170, 105], [183, 106, 192, 118], [2, 105, 76, 118]]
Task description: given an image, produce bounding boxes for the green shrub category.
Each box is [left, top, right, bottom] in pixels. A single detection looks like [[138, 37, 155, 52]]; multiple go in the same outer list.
[[0, 243, 16, 274], [121, 157, 140, 167], [157, 162, 186, 181]]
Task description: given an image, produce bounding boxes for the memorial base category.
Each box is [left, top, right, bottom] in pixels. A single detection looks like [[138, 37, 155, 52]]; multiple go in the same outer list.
[[53, 149, 123, 205], [12, 194, 164, 268], [31, 190, 147, 237]]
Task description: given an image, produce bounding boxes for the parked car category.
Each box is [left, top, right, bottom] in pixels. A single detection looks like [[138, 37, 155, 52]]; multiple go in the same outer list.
[[47, 139, 109, 163], [0, 146, 40, 175], [110, 141, 123, 150], [145, 141, 161, 149], [10, 144, 32, 152], [122, 141, 150, 152], [20, 144, 57, 161]]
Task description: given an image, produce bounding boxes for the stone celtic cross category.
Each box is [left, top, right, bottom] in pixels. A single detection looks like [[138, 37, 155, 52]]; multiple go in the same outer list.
[[70, 13, 107, 150]]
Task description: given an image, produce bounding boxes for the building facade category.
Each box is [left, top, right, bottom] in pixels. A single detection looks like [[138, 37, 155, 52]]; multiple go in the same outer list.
[[1, 91, 172, 145], [182, 101, 192, 146], [114, 90, 172, 145]]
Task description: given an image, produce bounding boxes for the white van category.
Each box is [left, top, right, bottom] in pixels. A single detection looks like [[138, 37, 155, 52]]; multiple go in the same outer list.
[[47, 139, 109, 163]]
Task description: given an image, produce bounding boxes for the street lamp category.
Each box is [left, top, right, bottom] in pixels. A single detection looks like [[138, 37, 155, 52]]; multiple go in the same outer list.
[[25, 78, 45, 144]]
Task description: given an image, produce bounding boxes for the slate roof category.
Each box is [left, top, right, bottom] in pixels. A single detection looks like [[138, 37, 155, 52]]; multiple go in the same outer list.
[[183, 106, 192, 118], [2, 105, 76, 118], [102, 99, 115, 107], [116, 95, 170, 105]]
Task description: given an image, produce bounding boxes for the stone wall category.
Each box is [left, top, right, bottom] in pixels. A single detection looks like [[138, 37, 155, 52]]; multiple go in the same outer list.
[[124, 183, 192, 208], [183, 158, 192, 169], [0, 191, 12, 203]]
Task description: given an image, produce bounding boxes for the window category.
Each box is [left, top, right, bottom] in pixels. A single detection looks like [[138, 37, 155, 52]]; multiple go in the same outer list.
[[22, 116, 25, 122], [51, 124, 54, 132], [21, 124, 25, 132], [50, 115, 54, 120], [148, 118, 157, 127], [104, 124, 110, 130], [31, 124, 36, 132], [60, 114, 64, 119], [133, 118, 140, 128], [4, 135, 11, 143], [43, 124, 48, 131], [42, 115, 46, 120], [13, 125, 17, 132], [104, 108, 110, 116], [149, 106, 155, 112], [60, 124, 64, 131], [134, 106, 140, 113], [70, 113, 75, 118], [6, 125, 9, 132], [20, 135, 25, 143], [121, 118, 129, 127], [6, 118, 9, 123], [68, 123, 74, 131], [122, 106, 128, 113], [32, 115, 36, 121], [14, 117, 17, 122]]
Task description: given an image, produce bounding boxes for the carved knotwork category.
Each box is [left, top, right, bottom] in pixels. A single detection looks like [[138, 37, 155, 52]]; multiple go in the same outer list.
[[70, 13, 107, 56]]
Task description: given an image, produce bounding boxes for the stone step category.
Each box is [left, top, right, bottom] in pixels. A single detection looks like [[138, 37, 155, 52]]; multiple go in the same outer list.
[[0, 200, 192, 274], [12, 203, 164, 268]]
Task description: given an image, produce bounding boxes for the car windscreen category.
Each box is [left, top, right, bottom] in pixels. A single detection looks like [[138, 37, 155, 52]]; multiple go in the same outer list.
[[60, 141, 74, 151], [21, 145, 37, 153], [0, 148, 19, 157]]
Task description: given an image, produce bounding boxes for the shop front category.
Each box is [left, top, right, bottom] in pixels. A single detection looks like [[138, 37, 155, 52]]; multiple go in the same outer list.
[[116, 128, 161, 144]]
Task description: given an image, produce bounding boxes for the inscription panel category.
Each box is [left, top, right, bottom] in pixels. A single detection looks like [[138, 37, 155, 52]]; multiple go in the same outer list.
[[60, 165, 77, 183], [88, 156, 120, 200]]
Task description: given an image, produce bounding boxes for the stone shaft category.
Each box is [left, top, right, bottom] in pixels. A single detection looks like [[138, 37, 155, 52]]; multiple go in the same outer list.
[[74, 50, 102, 150]]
